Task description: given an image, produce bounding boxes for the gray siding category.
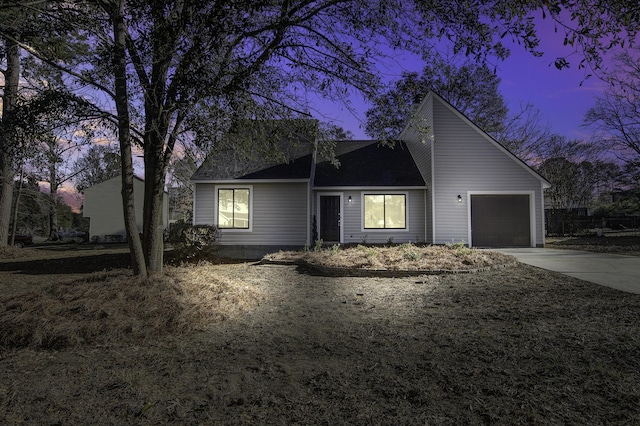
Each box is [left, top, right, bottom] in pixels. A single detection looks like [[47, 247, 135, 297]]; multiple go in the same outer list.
[[193, 183, 215, 226], [402, 100, 433, 185], [431, 98, 545, 246], [424, 188, 432, 243], [195, 182, 309, 246], [402, 101, 434, 243], [333, 189, 426, 244]]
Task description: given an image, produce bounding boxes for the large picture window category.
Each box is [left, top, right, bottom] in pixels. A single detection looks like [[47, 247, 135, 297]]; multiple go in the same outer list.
[[218, 188, 250, 229], [364, 194, 406, 229]]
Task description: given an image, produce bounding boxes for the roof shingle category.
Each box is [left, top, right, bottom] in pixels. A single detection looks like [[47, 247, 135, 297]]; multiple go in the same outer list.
[[314, 141, 425, 187]]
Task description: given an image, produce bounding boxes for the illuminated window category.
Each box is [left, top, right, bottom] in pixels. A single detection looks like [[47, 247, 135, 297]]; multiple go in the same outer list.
[[363, 194, 406, 229], [218, 188, 250, 229]]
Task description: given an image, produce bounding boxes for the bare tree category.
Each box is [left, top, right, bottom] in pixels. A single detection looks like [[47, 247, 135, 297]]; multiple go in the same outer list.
[[585, 49, 640, 167], [536, 135, 608, 233], [494, 103, 552, 166]]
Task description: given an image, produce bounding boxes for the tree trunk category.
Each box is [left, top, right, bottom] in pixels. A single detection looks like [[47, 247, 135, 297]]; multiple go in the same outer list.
[[48, 161, 60, 241], [143, 147, 166, 275], [111, 1, 147, 278], [0, 35, 20, 248], [9, 167, 24, 246], [0, 158, 14, 249], [140, 62, 172, 276]]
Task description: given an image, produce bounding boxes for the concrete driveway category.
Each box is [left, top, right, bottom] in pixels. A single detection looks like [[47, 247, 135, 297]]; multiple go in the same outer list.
[[495, 248, 640, 294]]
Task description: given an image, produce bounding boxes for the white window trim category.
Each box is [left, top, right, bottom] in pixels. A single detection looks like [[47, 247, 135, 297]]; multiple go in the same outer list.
[[215, 185, 253, 232], [360, 191, 410, 232]]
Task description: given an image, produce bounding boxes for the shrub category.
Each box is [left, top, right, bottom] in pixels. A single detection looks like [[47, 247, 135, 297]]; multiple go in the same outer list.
[[445, 241, 473, 257], [168, 223, 218, 259], [356, 244, 376, 258], [403, 250, 421, 261], [400, 242, 421, 261]]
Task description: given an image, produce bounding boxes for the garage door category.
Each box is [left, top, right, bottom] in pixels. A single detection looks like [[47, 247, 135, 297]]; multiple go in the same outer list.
[[471, 194, 531, 247]]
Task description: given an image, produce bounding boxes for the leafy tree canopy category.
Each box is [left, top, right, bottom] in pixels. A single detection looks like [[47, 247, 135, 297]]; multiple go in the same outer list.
[[73, 144, 121, 191], [365, 56, 508, 139]]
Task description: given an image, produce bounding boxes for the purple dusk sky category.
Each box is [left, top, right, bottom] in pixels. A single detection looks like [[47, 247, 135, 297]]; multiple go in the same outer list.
[[312, 14, 613, 141]]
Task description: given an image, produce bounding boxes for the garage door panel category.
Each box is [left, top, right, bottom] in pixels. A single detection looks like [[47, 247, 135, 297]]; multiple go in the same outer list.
[[471, 195, 530, 247]]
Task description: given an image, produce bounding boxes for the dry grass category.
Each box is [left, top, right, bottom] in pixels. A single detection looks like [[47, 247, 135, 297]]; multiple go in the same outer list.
[[1, 262, 639, 424], [547, 235, 640, 256], [1, 243, 640, 423], [0, 246, 48, 260], [0, 262, 262, 350], [264, 242, 516, 271], [0, 244, 512, 352]]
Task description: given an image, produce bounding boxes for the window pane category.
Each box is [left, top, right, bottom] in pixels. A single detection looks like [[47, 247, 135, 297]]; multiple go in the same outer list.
[[385, 195, 406, 228], [364, 195, 384, 228], [234, 189, 249, 229], [218, 189, 233, 228], [218, 188, 250, 229]]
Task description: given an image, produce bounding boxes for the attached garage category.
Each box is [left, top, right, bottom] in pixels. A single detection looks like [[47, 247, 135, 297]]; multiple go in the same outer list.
[[470, 194, 532, 247]]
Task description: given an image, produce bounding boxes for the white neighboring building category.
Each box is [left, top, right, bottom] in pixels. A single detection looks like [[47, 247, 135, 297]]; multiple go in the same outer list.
[[82, 176, 169, 242]]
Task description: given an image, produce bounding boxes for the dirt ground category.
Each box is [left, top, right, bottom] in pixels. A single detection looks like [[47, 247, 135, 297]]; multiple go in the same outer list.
[[1, 245, 640, 424]]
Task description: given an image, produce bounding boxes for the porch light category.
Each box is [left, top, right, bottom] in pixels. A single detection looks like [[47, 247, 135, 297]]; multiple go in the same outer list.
[[457, 195, 462, 203], [348, 196, 353, 203]]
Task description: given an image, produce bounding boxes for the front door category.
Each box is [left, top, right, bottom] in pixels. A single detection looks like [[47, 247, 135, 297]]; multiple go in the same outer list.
[[320, 195, 341, 242]]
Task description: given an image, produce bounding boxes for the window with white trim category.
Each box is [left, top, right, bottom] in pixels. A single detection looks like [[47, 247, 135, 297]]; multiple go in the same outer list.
[[363, 194, 406, 229], [218, 188, 250, 229]]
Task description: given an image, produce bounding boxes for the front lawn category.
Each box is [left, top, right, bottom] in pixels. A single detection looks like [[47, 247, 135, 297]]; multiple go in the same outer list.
[[1, 244, 639, 424]]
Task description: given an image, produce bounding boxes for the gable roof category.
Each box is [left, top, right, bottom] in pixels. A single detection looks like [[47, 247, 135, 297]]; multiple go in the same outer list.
[[314, 141, 426, 187], [236, 154, 313, 180], [191, 119, 317, 181], [401, 91, 551, 188]]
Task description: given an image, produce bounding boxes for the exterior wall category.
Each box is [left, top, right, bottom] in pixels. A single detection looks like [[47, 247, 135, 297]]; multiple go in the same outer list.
[[194, 182, 309, 246], [424, 187, 433, 244], [315, 189, 426, 244], [402, 101, 434, 243], [430, 99, 545, 246], [83, 177, 169, 241], [193, 183, 216, 226]]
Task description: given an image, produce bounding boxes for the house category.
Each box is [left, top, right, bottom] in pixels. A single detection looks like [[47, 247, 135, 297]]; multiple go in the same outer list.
[[82, 176, 169, 242], [191, 92, 550, 258]]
